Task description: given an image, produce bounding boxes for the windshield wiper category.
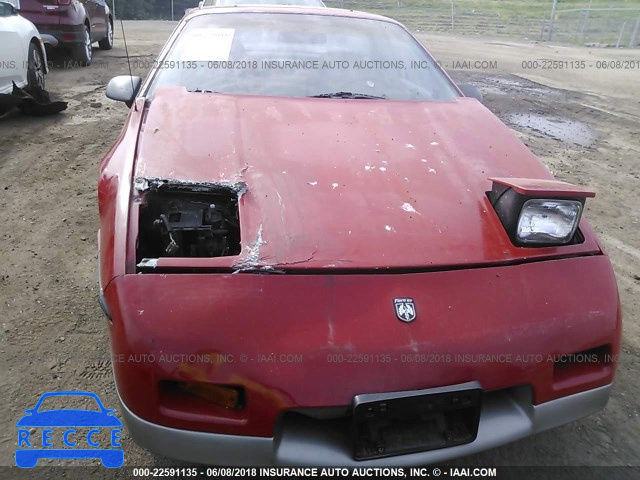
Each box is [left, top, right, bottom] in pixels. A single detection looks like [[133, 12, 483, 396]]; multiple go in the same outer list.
[[309, 91, 386, 100]]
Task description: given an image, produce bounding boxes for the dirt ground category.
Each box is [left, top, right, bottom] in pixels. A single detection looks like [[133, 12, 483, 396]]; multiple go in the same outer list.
[[1, 21, 638, 470]]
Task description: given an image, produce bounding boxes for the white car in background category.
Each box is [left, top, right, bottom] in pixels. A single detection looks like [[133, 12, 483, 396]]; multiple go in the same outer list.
[[0, 0, 48, 95]]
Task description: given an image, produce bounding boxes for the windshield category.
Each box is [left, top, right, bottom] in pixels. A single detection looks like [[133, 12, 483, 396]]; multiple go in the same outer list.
[[147, 13, 459, 101]]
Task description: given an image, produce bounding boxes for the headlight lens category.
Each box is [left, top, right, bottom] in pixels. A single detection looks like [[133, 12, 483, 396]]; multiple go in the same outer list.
[[516, 199, 582, 245]]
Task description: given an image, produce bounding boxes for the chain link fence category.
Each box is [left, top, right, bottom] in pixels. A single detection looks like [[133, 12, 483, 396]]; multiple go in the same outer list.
[[549, 6, 640, 46], [322, 1, 640, 47], [108, 0, 640, 47]]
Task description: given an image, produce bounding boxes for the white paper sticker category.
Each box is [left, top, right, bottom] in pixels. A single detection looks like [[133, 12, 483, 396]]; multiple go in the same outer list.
[[183, 28, 236, 62]]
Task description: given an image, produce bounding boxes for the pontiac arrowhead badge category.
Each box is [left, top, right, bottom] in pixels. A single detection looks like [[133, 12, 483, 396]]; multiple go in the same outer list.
[[394, 298, 416, 323]]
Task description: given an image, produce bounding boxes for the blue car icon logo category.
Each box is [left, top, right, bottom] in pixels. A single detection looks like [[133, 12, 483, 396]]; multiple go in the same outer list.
[[15, 391, 123, 468]]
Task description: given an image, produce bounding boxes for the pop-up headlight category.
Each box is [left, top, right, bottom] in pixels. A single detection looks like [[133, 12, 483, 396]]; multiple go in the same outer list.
[[488, 177, 595, 247], [517, 199, 582, 245]]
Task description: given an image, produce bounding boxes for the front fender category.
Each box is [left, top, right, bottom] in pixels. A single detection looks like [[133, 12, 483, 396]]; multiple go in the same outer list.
[[98, 98, 146, 290]]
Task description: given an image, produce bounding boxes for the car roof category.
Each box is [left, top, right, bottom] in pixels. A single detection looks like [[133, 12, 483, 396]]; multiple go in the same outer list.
[[184, 5, 402, 27], [33, 391, 106, 409], [37, 391, 99, 399]]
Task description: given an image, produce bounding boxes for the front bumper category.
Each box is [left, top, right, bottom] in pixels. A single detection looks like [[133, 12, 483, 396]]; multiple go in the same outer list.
[[105, 255, 620, 440], [119, 383, 612, 466]]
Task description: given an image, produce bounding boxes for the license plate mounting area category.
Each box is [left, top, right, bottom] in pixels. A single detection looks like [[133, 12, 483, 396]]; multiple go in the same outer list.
[[352, 388, 482, 460]]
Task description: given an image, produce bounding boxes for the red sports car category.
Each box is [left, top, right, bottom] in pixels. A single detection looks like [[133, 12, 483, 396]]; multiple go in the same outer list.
[[99, 7, 621, 465]]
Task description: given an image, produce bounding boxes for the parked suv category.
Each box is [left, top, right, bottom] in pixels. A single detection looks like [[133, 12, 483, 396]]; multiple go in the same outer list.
[[18, 0, 113, 66]]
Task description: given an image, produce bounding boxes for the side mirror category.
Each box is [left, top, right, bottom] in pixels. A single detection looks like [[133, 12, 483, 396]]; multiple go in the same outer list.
[[458, 84, 483, 103], [106, 76, 142, 108]]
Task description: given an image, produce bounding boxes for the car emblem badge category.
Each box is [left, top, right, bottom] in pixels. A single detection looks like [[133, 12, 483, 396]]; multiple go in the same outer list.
[[394, 298, 416, 323]]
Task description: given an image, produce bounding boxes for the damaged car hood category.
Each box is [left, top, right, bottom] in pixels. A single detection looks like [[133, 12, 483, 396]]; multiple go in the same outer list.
[[133, 87, 600, 271]]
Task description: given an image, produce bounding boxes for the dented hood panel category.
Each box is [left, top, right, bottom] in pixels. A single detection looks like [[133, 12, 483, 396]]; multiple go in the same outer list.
[[133, 88, 600, 270]]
